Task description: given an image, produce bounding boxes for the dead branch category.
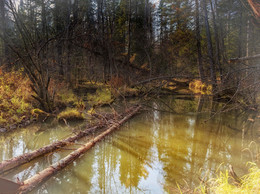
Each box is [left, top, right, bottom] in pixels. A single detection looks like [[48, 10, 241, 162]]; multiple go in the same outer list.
[[247, 0, 260, 19], [229, 54, 260, 63], [228, 165, 241, 186], [131, 75, 197, 87]]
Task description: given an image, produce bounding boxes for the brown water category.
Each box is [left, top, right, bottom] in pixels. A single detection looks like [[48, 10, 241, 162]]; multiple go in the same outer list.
[[0, 96, 259, 193]]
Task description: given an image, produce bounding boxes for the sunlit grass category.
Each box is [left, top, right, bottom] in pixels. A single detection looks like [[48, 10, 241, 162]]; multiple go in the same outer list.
[[196, 163, 260, 194], [57, 108, 85, 121]]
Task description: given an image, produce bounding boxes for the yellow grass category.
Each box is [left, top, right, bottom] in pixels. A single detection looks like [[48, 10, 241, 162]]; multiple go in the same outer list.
[[197, 163, 260, 194], [57, 108, 84, 121]]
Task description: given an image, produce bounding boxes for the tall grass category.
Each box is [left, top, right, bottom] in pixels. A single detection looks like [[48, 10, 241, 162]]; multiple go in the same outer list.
[[196, 163, 260, 194]]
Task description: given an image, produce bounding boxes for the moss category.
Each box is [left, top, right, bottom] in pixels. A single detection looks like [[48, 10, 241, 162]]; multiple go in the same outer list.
[[57, 108, 85, 121]]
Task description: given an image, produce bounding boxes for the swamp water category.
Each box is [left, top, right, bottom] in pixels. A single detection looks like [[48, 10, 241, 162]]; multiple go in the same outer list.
[[0, 96, 259, 193]]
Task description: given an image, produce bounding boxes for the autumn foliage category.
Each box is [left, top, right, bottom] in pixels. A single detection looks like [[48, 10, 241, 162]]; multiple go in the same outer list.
[[0, 68, 32, 127]]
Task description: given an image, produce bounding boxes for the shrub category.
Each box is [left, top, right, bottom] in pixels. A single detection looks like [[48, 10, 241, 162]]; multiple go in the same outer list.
[[189, 80, 212, 95], [0, 68, 32, 127]]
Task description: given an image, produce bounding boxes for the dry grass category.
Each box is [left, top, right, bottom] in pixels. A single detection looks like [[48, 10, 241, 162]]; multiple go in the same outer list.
[[196, 163, 260, 194]]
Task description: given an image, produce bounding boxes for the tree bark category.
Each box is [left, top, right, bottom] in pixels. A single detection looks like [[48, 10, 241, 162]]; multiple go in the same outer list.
[[18, 105, 141, 194]]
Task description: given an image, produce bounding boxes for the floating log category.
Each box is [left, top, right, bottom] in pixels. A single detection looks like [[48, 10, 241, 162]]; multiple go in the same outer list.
[[18, 105, 141, 193], [0, 126, 100, 174]]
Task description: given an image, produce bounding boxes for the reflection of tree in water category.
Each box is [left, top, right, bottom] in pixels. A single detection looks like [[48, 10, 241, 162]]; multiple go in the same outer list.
[[156, 114, 193, 189], [0, 128, 36, 161], [116, 118, 154, 189], [165, 96, 198, 113], [156, 96, 258, 191]]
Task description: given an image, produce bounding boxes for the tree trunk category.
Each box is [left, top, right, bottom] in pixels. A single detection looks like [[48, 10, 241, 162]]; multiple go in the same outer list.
[[127, 0, 132, 63], [0, 0, 8, 65], [202, 0, 217, 88], [210, 0, 222, 82], [18, 106, 141, 194], [238, 2, 243, 58], [195, 0, 205, 82]]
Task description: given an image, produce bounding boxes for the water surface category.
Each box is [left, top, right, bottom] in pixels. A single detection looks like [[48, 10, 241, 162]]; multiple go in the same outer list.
[[0, 96, 259, 193]]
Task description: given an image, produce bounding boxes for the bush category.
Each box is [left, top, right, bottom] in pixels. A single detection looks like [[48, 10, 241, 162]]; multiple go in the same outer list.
[[0, 68, 32, 127], [189, 80, 212, 95]]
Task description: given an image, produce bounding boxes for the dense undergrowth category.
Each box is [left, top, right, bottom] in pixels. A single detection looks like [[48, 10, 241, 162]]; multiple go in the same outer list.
[[0, 70, 136, 128], [0, 68, 32, 128]]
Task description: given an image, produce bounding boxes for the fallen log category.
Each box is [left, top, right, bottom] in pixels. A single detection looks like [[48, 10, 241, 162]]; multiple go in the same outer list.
[[131, 75, 197, 87], [229, 54, 260, 63], [18, 105, 141, 193], [0, 126, 101, 174]]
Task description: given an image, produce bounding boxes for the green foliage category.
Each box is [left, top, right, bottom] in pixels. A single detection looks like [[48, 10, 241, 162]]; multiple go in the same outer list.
[[0, 68, 32, 127]]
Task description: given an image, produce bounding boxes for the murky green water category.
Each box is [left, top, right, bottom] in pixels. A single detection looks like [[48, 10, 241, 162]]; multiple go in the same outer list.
[[0, 96, 259, 193]]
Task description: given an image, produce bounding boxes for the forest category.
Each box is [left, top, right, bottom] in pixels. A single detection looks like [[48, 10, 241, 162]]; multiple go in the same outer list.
[[0, 0, 259, 193]]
